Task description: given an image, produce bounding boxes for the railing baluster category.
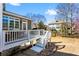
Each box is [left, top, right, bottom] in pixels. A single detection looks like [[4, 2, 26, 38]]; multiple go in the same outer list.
[[8, 32, 9, 42], [15, 32, 17, 40], [10, 32, 12, 42], [14, 32, 15, 40], [5, 32, 7, 42], [12, 31, 13, 41], [7, 32, 8, 42], [16, 32, 18, 40], [15, 31, 18, 40], [13, 31, 14, 41]]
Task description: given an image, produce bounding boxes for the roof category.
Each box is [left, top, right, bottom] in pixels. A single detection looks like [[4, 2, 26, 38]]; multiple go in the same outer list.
[[3, 11, 31, 21]]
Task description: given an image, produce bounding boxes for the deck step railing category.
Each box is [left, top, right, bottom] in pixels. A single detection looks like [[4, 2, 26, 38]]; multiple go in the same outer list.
[[31, 31, 51, 52], [28, 30, 41, 39], [28, 29, 45, 39]]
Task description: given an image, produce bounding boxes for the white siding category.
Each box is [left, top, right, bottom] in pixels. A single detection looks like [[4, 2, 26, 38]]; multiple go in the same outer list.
[[0, 3, 3, 52]]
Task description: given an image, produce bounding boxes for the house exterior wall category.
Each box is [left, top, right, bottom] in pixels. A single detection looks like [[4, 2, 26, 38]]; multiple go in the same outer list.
[[49, 23, 61, 31], [0, 3, 3, 52], [0, 4, 34, 52], [3, 13, 29, 31]]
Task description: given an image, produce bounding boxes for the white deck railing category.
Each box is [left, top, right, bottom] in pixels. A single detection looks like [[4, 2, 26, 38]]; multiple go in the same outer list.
[[36, 31, 51, 47], [3, 30, 28, 45], [2, 29, 45, 45], [31, 31, 51, 52], [1, 29, 50, 52], [28, 29, 45, 39]]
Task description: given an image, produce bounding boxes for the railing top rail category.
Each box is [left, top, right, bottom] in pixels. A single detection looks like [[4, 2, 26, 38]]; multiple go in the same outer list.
[[28, 30, 42, 31], [3, 30, 27, 32]]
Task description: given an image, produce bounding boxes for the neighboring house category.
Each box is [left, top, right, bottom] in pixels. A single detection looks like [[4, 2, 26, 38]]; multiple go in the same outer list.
[[49, 21, 64, 31], [49, 20, 78, 35], [49, 20, 71, 35]]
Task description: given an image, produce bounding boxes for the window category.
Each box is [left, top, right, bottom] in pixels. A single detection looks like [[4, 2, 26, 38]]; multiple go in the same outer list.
[[3, 16, 9, 19], [15, 20, 19, 29], [20, 20, 22, 30], [9, 20, 14, 30], [23, 23, 26, 30], [9, 17, 14, 30], [3, 16, 9, 30], [28, 20, 31, 30], [3, 16, 21, 30]]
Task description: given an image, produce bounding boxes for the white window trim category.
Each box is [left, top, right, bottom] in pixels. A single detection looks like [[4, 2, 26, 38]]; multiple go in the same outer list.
[[3, 15, 10, 30], [14, 18, 20, 30], [9, 17, 15, 30]]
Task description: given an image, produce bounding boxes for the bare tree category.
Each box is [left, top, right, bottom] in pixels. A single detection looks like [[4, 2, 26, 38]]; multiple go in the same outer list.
[[26, 13, 46, 24], [56, 3, 79, 36]]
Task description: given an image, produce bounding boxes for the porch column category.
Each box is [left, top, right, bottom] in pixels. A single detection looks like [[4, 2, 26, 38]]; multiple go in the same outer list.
[[0, 3, 3, 52]]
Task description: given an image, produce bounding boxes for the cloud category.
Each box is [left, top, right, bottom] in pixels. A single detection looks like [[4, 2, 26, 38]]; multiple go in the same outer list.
[[45, 9, 57, 16], [9, 3, 21, 6]]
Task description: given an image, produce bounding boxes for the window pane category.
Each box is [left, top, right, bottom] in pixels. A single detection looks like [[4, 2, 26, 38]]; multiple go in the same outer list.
[[15, 21, 19, 29], [23, 23, 26, 30], [3, 16, 9, 19], [28, 25, 31, 30], [9, 20, 14, 30], [28, 20, 31, 30], [3, 18, 8, 30], [20, 20, 22, 30]]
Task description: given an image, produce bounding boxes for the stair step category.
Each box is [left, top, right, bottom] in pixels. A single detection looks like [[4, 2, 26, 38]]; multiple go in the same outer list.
[[31, 45, 44, 53], [36, 43, 44, 48]]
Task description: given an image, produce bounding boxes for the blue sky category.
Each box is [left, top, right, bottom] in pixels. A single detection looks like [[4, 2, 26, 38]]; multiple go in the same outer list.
[[6, 3, 58, 24]]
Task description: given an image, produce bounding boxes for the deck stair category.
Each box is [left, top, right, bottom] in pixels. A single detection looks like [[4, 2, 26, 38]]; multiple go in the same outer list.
[[31, 31, 51, 53]]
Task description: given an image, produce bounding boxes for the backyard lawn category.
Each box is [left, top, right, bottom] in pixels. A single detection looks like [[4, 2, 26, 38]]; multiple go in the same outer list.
[[51, 36, 79, 56], [12, 36, 79, 56]]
